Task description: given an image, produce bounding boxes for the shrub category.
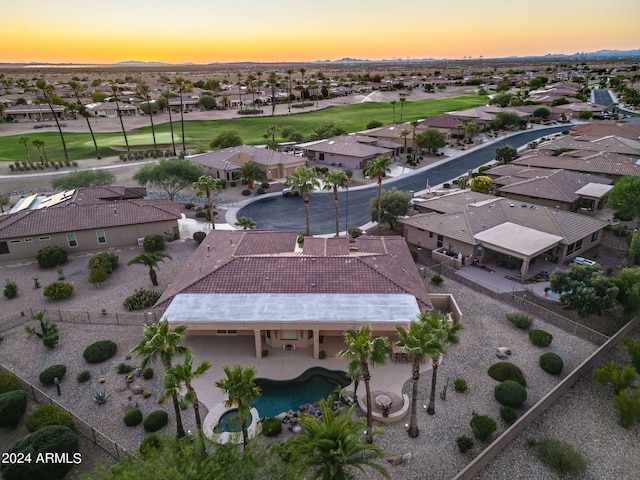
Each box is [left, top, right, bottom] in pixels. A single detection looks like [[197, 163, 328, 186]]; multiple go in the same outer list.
[[4, 279, 18, 299], [0, 372, 22, 394], [230, 181, 237, 187], [139, 433, 164, 458], [456, 435, 474, 453], [454, 378, 468, 393], [193, 231, 207, 244], [0, 390, 27, 428], [88, 268, 107, 286], [319, 350, 327, 359], [116, 363, 134, 374], [144, 410, 169, 432], [529, 329, 553, 347], [488, 362, 526, 386], [123, 288, 161, 311], [43, 281, 74, 300], [614, 387, 640, 428], [142, 368, 154, 380], [348, 227, 363, 238], [256, 187, 266, 195], [410, 250, 419, 262], [261, 181, 270, 189], [535, 439, 587, 476], [39, 365, 67, 385], [470, 414, 497, 441], [505, 312, 533, 329], [443, 183, 451, 188], [0, 425, 79, 480], [83, 340, 117, 364], [26, 404, 76, 433], [143, 235, 165, 253], [500, 406, 517, 424], [87, 252, 119, 275], [76, 370, 91, 383], [36, 246, 68, 269], [540, 352, 564, 375], [431, 274, 444, 286], [241, 189, 251, 196], [124, 409, 144, 427], [495, 380, 527, 407], [184, 202, 195, 209], [262, 417, 282, 437]]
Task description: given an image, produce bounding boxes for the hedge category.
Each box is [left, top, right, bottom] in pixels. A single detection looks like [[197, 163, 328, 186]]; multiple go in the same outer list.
[[83, 340, 117, 364], [488, 362, 526, 386], [494, 380, 527, 407], [143, 410, 169, 432], [43, 281, 74, 300], [124, 409, 144, 427], [139, 433, 164, 458], [540, 352, 564, 375], [470, 414, 497, 441], [39, 365, 67, 385], [36, 246, 68, 269], [143, 235, 165, 253], [0, 371, 22, 394], [0, 390, 28, 428], [500, 406, 517, 424], [262, 417, 282, 437], [529, 329, 553, 347], [505, 312, 533, 329], [26, 404, 76, 433]]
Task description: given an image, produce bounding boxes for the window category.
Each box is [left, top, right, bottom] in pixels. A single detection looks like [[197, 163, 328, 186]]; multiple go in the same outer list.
[[38, 236, 50, 241], [575, 239, 583, 251], [437, 234, 443, 248], [25, 238, 33, 243], [319, 153, 325, 161], [9, 240, 21, 244], [67, 233, 78, 248], [476, 246, 483, 257], [429, 232, 433, 238], [216, 330, 238, 335], [96, 230, 106, 244], [591, 231, 598, 242], [0, 242, 8, 254], [280, 330, 298, 341]]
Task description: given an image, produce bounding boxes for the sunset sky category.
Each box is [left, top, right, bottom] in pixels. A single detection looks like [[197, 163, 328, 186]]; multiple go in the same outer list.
[[4, 0, 639, 64]]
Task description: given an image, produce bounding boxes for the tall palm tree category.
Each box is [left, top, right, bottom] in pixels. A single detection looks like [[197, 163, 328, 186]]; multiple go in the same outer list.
[[343, 168, 353, 233], [421, 311, 462, 415], [136, 82, 157, 151], [109, 81, 130, 152], [159, 89, 177, 156], [35, 78, 69, 161], [31, 138, 47, 164], [162, 351, 212, 441], [18, 136, 31, 163], [238, 161, 266, 189], [286, 167, 320, 235], [322, 170, 349, 237], [215, 365, 261, 449], [364, 155, 392, 234], [395, 315, 436, 438], [236, 72, 243, 109], [127, 251, 172, 286], [131, 319, 188, 438], [285, 401, 390, 480], [234, 217, 256, 230], [193, 175, 223, 230], [263, 124, 280, 150], [338, 325, 391, 444], [399, 97, 406, 122], [286, 69, 294, 113], [390, 100, 397, 124], [410, 120, 420, 162], [268, 72, 278, 115], [399, 129, 410, 157], [68, 80, 100, 159], [246, 74, 256, 107], [172, 77, 191, 153]]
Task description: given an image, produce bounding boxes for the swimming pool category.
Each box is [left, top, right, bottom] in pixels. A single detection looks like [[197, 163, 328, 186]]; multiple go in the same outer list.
[[212, 408, 248, 433], [252, 367, 350, 418]]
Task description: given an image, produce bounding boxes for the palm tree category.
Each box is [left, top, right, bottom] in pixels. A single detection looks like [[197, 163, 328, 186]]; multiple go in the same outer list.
[[263, 124, 280, 150], [390, 100, 397, 124], [136, 82, 157, 151], [285, 401, 390, 480], [246, 74, 256, 107], [238, 161, 266, 189], [338, 325, 391, 444], [286, 69, 294, 113], [286, 167, 320, 235], [127, 251, 172, 286], [31, 138, 47, 164], [68, 80, 100, 159], [35, 78, 69, 162], [399, 129, 410, 158], [193, 175, 223, 230], [109, 81, 130, 152], [172, 77, 191, 153], [215, 365, 261, 449], [364, 155, 392, 234], [399, 97, 406, 122], [343, 168, 353, 232], [410, 120, 420, 162], [131, 319, 188, 438], [421, 311, 462, 415], [322, 170, 349, 237], [234, 217, 256, 230], [18, 136, 31, 163], [236, 72, 243, 109], [162, 351, 211, 441], [159, 89, 177, 156], [268, 72, 278, 115]]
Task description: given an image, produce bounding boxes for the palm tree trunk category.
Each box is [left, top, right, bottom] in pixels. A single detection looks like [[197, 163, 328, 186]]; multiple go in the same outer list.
[[167, 106, 177, 156], [115, 100, 130, 152], [149, 267, 158, 286], [363, 363, 373, 444], [408, 358, 420, 438], [304, 194, 311, 235], [75, 93, 101, 159], [345, 185, 349, 233], [171, 392, 186, 438], [148, 106, 157, 151], [427, 358, 439, 415], [46, 101, 69, 161], [377, 179, 383, 234], [206, 192, 215, 230], [333, 188, 339, 237], [179, 96, 186, 153]]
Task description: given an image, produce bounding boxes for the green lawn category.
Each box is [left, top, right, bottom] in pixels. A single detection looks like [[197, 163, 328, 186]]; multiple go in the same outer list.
[[0, 94, 488, 162]]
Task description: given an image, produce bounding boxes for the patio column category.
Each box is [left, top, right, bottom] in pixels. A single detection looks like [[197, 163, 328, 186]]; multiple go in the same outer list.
[[520, 258, 531, 280], [254, 329, 262, 359], [313, 329, 320, 359]]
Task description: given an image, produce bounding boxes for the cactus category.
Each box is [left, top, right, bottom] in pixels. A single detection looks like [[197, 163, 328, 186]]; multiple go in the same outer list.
[[95, 390, 109, 405]]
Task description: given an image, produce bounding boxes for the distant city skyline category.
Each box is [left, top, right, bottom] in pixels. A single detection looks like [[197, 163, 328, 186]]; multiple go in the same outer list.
[[4, 0, 639, 64]]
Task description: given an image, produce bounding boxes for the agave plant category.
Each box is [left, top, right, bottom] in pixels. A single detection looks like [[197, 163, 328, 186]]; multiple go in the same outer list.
[[94, 390, 109, 405]]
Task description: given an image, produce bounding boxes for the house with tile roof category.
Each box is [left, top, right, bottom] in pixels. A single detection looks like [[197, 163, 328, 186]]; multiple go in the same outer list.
[[298, 135, 397, 169], [0, 187, 181, 261], [401, 190, 607, 280], [3, 103, 68, 122], [155, 230, 460, 358]]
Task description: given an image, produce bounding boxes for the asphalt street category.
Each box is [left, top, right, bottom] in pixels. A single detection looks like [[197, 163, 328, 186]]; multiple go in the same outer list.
[[238, 126, 568, 235]]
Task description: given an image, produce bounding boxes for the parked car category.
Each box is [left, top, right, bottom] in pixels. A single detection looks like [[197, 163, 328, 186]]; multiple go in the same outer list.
[[573, 256, 597, 266], [282, 187, 299, 197]]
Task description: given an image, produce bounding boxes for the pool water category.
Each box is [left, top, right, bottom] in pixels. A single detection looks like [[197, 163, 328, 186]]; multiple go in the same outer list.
[[252, 367, 350, 418], [213, 409, 249, 433]]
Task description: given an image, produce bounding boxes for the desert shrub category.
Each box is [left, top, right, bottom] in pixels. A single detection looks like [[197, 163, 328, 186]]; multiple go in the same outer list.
[[529, 329, 553, 347], [144, 410, 169, 432], [36, 246, 68, 269], [39, 365, 67, 385], [456, 435, 474, 453], [488, 362, 526, 386], [123, 288, 161, 311], [230, 181, 237, 187], [256, 187, 265, 195], [43, 281, 74, 300], [116, 363, 134, 374], [262, 417, 282, 437], [241, 189, 251, 196], [76, 370, 91, 383], [88, 267, 107, 285], [535, 439, 587, 476], [614, 387, 640, 428], [319, 350, 327, 359], [0, 390, 27, 428], [83, 340, 117, 364], [505, 312, 533, 329], [0, 425, 79, 480], [540, 352, 564, 375], [193, 231, 206, 244], [124, 409, 144, 427], [139, 433, 164, 458], [87, 252, 119, 274], [142, 368, 154, 380], [470, 414, 497, 441], [184, 202, 195, 209], [348, 227, 363, 238], [0, 372, 22, 394], [500, 406, 517, 424], [4, 279, 18, 299], [454, 378, 468, 393], [495, 380, 527, 407], [143, 234, 165, 253], [431, 274, 444, 286], [26, 404, 76, 433], [261, 181, 270, 189]]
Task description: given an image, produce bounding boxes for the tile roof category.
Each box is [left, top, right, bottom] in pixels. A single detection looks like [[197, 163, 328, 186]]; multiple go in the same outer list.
[[188, 145, 304, 169], [156, 230, 432, 310], [303, 136, 394, 158], [513, 150, 640, 177], [542, 135, 640, 156], [569, 122, 640, 140]]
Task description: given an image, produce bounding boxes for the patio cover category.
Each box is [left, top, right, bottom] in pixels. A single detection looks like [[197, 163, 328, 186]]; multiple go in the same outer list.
[[474, 222, 563, 259]]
